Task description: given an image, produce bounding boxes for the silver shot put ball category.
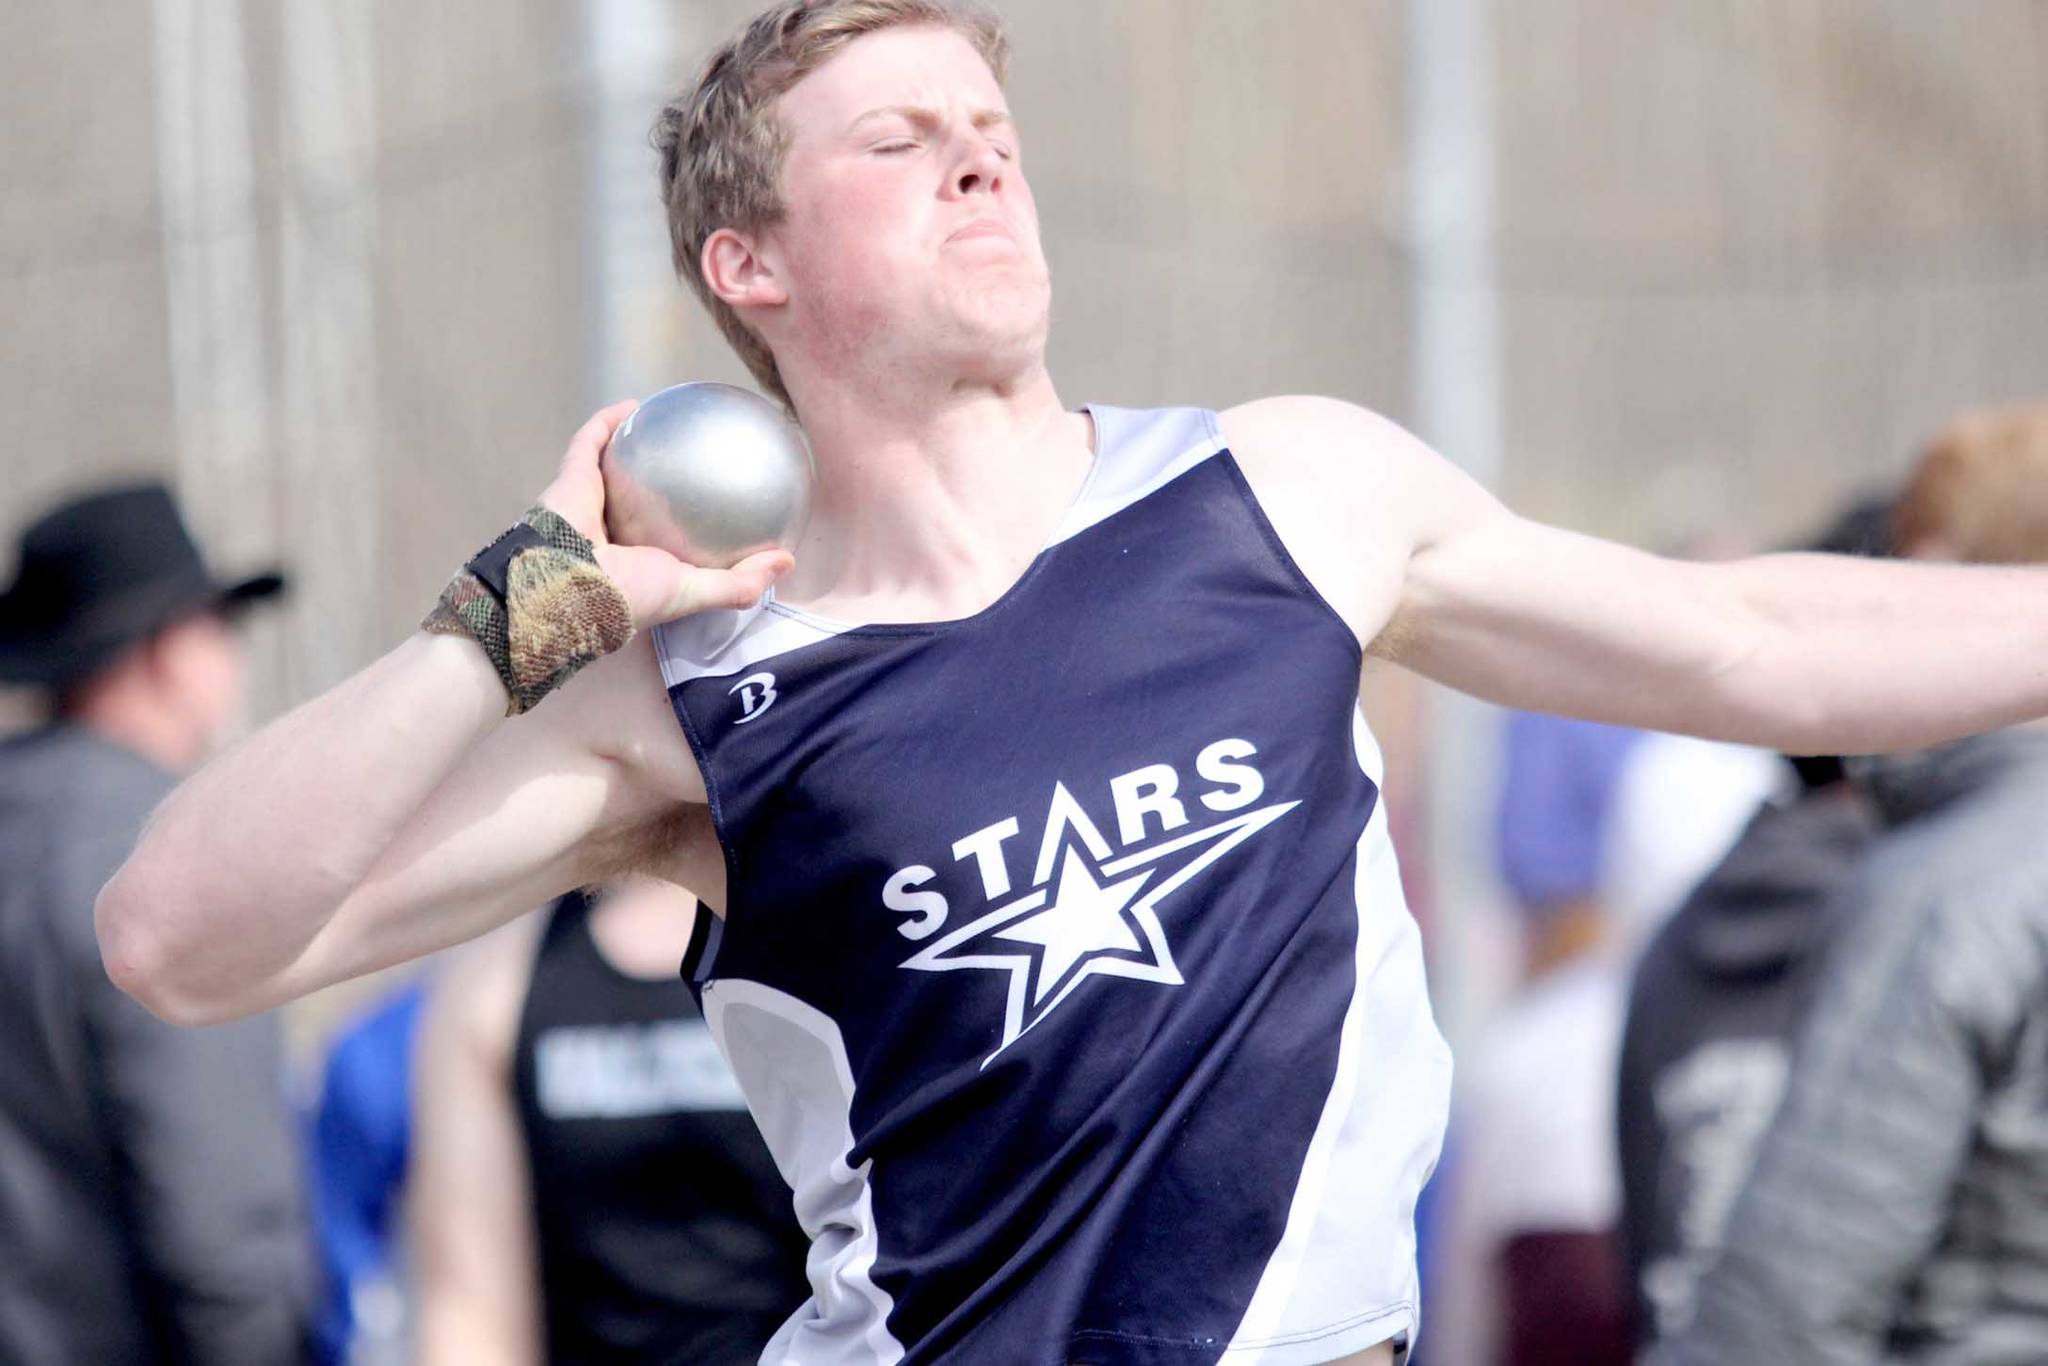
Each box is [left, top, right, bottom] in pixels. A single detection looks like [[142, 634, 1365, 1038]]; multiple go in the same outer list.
[[601, 382, 815, 568]]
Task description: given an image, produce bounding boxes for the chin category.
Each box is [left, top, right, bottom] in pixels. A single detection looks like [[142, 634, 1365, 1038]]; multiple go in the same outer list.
[[946, 321, 1049, 388], [951, 278, 1051, 356]]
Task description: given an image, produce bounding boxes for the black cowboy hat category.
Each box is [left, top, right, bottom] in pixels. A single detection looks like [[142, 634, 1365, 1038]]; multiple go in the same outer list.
[[0, 481, 286, 687]]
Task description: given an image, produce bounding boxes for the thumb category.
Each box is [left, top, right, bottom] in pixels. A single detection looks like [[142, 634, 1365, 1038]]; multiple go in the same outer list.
[[600, 544, 795, 627], [671, 549, 799, 617]]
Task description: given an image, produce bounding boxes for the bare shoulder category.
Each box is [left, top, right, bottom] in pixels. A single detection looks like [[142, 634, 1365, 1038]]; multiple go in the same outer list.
[[1215, 396, 1447, 652], [1219, 394, 1422, 467]]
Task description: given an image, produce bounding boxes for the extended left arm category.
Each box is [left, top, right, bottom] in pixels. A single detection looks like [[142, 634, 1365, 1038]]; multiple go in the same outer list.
[[1225, 397, 2048, 754]]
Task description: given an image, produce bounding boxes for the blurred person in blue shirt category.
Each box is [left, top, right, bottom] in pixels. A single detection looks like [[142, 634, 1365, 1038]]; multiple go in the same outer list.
[[308, 978, 427, 1366]]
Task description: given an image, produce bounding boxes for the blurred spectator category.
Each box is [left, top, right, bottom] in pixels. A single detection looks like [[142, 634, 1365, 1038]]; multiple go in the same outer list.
[[1618, 756, 1877, 1347], [1495, 713, 1644, 977], [1448, 714, 1641, 1366], [0, 483, 311, 1363], [308, 977, 427, 1366], [410, 878, 810, 1365], [1662, 403, 2048, 1365], [1448, 703, 1776, 1366], [1602, 730, 1795, 946], [1616, 493, 1895, 1350]]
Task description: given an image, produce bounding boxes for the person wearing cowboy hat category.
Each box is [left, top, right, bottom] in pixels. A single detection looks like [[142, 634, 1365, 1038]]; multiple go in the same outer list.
[[0, 481, 314, 1365]]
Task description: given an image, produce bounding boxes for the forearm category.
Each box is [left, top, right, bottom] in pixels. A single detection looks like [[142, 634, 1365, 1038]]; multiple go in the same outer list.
[[99, 402, 784, 1024], [1719, 554, 2048, 753], [98, 631, 506, 1022]]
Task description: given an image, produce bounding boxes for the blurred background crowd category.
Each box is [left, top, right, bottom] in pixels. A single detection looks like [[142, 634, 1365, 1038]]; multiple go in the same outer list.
[[3, 1, 2046, 1363]]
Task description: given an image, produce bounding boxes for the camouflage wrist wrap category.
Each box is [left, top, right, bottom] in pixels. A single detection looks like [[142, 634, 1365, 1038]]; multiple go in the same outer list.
[[422, 505, 633, 716]]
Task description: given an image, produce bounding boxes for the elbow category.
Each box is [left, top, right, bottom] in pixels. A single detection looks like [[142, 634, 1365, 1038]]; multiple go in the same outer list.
[[94, 862, 244, 1027]]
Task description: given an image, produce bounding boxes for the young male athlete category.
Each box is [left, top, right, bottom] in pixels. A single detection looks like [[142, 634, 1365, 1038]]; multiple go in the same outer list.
[[97, 4, 2048, 1363]]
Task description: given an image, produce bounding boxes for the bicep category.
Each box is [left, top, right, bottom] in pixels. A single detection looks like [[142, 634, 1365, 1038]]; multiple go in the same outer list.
[[1385, 506, 1767, 737], [409, 936, 545, 1366], [276, 636, 697, 1000]]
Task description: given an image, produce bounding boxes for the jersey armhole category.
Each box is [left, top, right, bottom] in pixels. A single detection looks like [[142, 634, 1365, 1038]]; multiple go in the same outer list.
[[679, 905, 724, 992]]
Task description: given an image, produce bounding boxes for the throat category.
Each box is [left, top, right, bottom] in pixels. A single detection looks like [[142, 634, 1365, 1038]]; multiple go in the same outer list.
[[777, 405, 1098, 627]]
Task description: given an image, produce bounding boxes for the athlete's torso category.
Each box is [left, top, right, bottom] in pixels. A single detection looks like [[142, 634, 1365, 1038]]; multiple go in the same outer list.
[[653, 405, 1450, 1365]]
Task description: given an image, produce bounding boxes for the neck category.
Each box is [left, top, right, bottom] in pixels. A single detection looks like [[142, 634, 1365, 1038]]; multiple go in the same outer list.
[[779, 360, 1092, 619]]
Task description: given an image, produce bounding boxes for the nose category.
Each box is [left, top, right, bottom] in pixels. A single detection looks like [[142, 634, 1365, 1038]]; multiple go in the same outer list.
[[948, 138, 1005, 199]]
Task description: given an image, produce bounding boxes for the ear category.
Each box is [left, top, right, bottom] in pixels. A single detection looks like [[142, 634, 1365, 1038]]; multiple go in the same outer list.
[[702, 228, 789, 315]]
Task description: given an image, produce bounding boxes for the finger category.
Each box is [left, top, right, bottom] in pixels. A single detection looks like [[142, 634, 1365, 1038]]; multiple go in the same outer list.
[[542, 401, 643, 535], [676, 550, 795, 616], [558, 399, 641, 479]]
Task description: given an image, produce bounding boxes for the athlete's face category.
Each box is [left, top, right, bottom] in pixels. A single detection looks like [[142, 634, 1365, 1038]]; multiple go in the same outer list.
[[763, 25, 1050, 385]]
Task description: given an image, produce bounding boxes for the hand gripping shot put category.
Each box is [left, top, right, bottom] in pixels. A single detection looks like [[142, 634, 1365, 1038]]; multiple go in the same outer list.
[[94, 4, 2048, 1366]]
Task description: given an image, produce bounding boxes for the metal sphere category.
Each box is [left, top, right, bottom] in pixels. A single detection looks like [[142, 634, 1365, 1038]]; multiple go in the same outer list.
[[601, 382, 815, 568]]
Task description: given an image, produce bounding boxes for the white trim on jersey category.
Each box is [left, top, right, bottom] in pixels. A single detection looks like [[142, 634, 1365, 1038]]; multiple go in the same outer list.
[[1220, 711, 1451, 1364], [650, 403, 1225, 691], [701, 979, 906, 1366], [1050, 404, 1226, 549], [652, 601, 844, 693]]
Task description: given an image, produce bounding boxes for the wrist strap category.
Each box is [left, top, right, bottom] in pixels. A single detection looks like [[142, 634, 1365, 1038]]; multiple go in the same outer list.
[[422, 506, 633, 716]]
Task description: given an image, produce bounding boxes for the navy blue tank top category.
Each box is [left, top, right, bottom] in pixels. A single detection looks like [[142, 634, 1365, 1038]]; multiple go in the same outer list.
[[653, 405, 1450, 1365]]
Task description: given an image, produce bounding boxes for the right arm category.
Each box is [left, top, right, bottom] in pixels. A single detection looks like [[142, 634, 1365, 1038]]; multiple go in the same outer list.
[[96, 404, 790, 1024], [410, 917, 548, 1366]]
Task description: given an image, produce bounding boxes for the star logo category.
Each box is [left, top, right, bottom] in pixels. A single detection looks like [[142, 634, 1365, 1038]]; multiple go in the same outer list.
[[901, 782, 1299, 1064]]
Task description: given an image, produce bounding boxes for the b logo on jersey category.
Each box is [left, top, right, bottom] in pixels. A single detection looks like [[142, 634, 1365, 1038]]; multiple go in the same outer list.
[[729, 671, 778, 724], [883, 738, 1298, 1064]]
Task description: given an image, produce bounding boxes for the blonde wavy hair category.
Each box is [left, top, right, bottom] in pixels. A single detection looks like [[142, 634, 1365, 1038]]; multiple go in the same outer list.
[[652, 0, 1010, 407]]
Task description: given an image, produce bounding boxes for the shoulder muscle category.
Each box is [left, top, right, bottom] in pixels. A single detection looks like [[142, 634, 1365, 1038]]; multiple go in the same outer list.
[[1218, 395, 1464, 655]]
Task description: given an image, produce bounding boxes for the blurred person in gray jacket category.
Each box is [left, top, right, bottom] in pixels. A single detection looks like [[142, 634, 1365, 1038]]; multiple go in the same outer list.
[[0, 483, 312, 1364], [1660, 402, 2048, 1366]]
